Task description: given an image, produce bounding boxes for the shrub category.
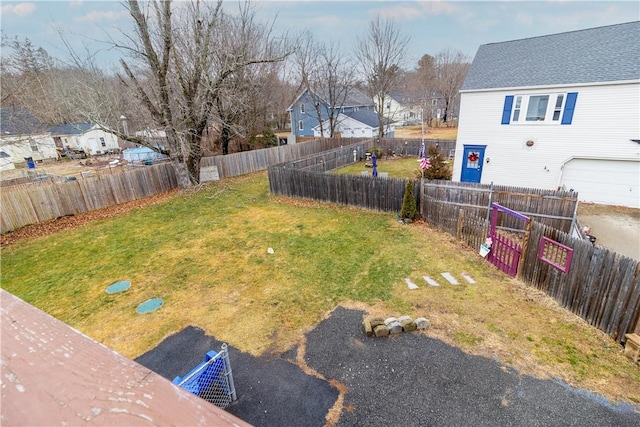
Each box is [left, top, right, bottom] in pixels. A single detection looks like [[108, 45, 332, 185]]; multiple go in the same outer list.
[[400, 180, 418, 220], [423, 144, 452, 180]]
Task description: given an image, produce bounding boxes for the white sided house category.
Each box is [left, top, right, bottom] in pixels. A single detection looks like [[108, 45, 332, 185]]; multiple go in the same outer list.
[[313, 109, 395, 138], [454, 21, 640, 208], [0, 107, 57, 171], [375, 91, 422, 126], [49, 122, 119, 156]]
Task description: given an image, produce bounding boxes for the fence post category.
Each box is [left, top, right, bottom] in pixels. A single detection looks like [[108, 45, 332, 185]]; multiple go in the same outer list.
[[517, 220, 533, 280], [457, 209, 465, 239], [485, 181, 493, 225], [221, 343, 236, 401]]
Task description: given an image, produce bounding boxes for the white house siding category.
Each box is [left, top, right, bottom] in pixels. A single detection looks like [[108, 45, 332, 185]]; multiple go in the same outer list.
[[454, 82, 640, 207], [0, 133, 58, 169], [314, 115, 376, 138], [80, 128, 119, 155]]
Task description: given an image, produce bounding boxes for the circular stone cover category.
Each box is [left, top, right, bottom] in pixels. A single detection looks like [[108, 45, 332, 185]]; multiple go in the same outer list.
[[106, 280, 131, 294], [136, 298, 163, 314]]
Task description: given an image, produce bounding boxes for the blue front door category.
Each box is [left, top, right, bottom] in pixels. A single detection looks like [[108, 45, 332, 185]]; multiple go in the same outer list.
[[460, 145, 486, 183]]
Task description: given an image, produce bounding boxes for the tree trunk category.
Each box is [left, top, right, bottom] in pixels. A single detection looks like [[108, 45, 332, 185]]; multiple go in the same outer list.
[[221, 125, 231, 155], [172, 159, 191, 189]]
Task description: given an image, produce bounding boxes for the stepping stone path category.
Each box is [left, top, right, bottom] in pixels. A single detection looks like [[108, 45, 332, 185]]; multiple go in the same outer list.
[[404, 272, 476, 289], [441, 272, 459, 285], [462, 273, 476, 284], [404, 278, 419, 289], [422, 276, 440, 287]]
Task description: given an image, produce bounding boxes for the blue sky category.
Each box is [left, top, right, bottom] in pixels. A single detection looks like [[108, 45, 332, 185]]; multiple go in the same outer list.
[[1, 1, 639, 70]]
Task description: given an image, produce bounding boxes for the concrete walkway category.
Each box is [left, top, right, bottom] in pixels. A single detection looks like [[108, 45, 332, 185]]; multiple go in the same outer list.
[[136, 308, 640, 426]]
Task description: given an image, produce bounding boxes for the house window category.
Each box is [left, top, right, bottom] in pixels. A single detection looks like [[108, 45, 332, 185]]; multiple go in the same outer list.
[[525, 95, 549, 121], [431, 99, 437, 106], [502, 92, 577, 125], [552, 94, 564, 121], [298, 120, 304, 131], [100, 137, 106, 147], [29, 139, 39, 152], [300, 104, 305, 114], [512, 96, 522, 122]]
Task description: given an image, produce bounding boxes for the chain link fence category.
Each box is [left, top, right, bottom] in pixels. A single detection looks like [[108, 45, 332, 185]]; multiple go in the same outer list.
[[173, 344, 237, 409]]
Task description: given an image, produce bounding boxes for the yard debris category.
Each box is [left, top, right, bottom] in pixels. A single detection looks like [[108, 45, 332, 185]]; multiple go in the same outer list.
[[267, 247, 274, 254]]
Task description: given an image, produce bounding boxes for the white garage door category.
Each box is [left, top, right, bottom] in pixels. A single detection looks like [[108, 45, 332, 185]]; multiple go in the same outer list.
[[560, 159, 640, 208]]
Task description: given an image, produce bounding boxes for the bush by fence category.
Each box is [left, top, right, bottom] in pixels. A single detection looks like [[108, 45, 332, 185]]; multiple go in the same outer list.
[[423, 198, 639, 343], [1, 163, 178, 233]]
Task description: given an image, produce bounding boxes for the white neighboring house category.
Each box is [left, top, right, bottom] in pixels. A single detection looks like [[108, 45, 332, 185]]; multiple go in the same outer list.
[[313, 109, 395, 138], [453, 21, 640, 208], [375, 91, 421, 126], [48, 122, 120, 155], [0, 107, 57, 171]]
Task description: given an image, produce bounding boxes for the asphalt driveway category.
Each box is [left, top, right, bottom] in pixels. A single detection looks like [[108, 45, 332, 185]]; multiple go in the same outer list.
[[136, 307, 639, 426]]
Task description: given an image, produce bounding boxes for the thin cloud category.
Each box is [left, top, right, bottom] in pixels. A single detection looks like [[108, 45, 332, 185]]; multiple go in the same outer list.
[[69, 0, 84, 9], [75, 9, 129, 23], [375, 1, 463, 22], [0, 2, 36, 17]]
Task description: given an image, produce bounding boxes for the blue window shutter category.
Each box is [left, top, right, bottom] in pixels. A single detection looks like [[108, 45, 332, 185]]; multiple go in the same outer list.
[[501, 96, 514, 124], [561, 92, 578, 125]]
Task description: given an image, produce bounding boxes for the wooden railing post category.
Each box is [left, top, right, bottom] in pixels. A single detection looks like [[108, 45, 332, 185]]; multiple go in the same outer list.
[[517, 220, 533, 280], [457, 209, 465, 240]]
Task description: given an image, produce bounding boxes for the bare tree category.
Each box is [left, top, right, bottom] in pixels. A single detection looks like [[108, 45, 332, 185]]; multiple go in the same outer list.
[[355, 15, 410, 138], [434, 49, 470, 125], [289, 33, 354, 138], [117, 0, 286, 187], [409, 53, 437, 125]]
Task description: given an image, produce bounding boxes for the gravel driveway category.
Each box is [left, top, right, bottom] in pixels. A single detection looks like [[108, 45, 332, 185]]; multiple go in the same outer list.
[[136, 307, 640, 426]]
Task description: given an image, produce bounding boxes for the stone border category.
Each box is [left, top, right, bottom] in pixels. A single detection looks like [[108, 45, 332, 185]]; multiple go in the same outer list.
[[364, 316, 430, 338]]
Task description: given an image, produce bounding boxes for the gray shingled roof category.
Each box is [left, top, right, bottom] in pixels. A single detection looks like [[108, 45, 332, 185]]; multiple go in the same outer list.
[[461, 21, 640, 91], [0, 107, 46, 135], [48, 123, 94, 136], [344, 109, 393, 127]]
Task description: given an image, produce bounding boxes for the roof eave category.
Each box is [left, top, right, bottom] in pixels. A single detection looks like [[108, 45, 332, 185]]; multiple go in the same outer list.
[[460, 78, 640, 94]]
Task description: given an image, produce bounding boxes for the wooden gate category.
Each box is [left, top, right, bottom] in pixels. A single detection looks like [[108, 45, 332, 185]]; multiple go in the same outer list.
[[487, 203, 530, 277]]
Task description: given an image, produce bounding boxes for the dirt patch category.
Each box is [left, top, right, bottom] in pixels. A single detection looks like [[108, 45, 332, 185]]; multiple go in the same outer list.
[[0, 189, 181, 246], [578, 203, 640, 259]]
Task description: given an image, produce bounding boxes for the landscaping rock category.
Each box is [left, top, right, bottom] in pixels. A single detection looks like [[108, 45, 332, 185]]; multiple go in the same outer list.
[[384, 317, 403, 335], [369, 317, 385, 328], [415, 317, 430, 330], [364, 319, 373, 337], [398, 315, 417, 332], [373, 324, 390, 337]]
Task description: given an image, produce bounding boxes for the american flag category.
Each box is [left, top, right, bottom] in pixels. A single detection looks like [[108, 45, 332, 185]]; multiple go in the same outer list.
[[420, 156, 430, 170]]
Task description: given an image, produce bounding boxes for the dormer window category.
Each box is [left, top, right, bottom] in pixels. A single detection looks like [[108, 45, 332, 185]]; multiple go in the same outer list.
[[502, 93, 577, 125]]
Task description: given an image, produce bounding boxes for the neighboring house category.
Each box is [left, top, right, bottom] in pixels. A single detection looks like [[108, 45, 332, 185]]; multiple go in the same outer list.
[[48, 122, 119, 156], [0, 107, 57, 171], [376, 91, 421, 126], [453, 21, 640, 208], [313, 108, 395, 138], [287, 87, 378, 140]]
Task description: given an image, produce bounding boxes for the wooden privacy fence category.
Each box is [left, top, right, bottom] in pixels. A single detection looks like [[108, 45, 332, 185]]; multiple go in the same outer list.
[[268, 166, 419, 213], [423, 197, 640, 343], [376, 138, 457, 158], [422, 180, 578, 233], [1, 163, 178, 233], [201, 138, 369, 179], [519, 221, 640, 342]]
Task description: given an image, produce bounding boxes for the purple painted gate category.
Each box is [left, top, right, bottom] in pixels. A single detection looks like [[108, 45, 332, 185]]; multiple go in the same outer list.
[[487, 203, 530, 277]]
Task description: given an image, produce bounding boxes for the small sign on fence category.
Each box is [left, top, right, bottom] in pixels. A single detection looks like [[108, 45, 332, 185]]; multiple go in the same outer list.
[[200, 165, 220, 182]]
